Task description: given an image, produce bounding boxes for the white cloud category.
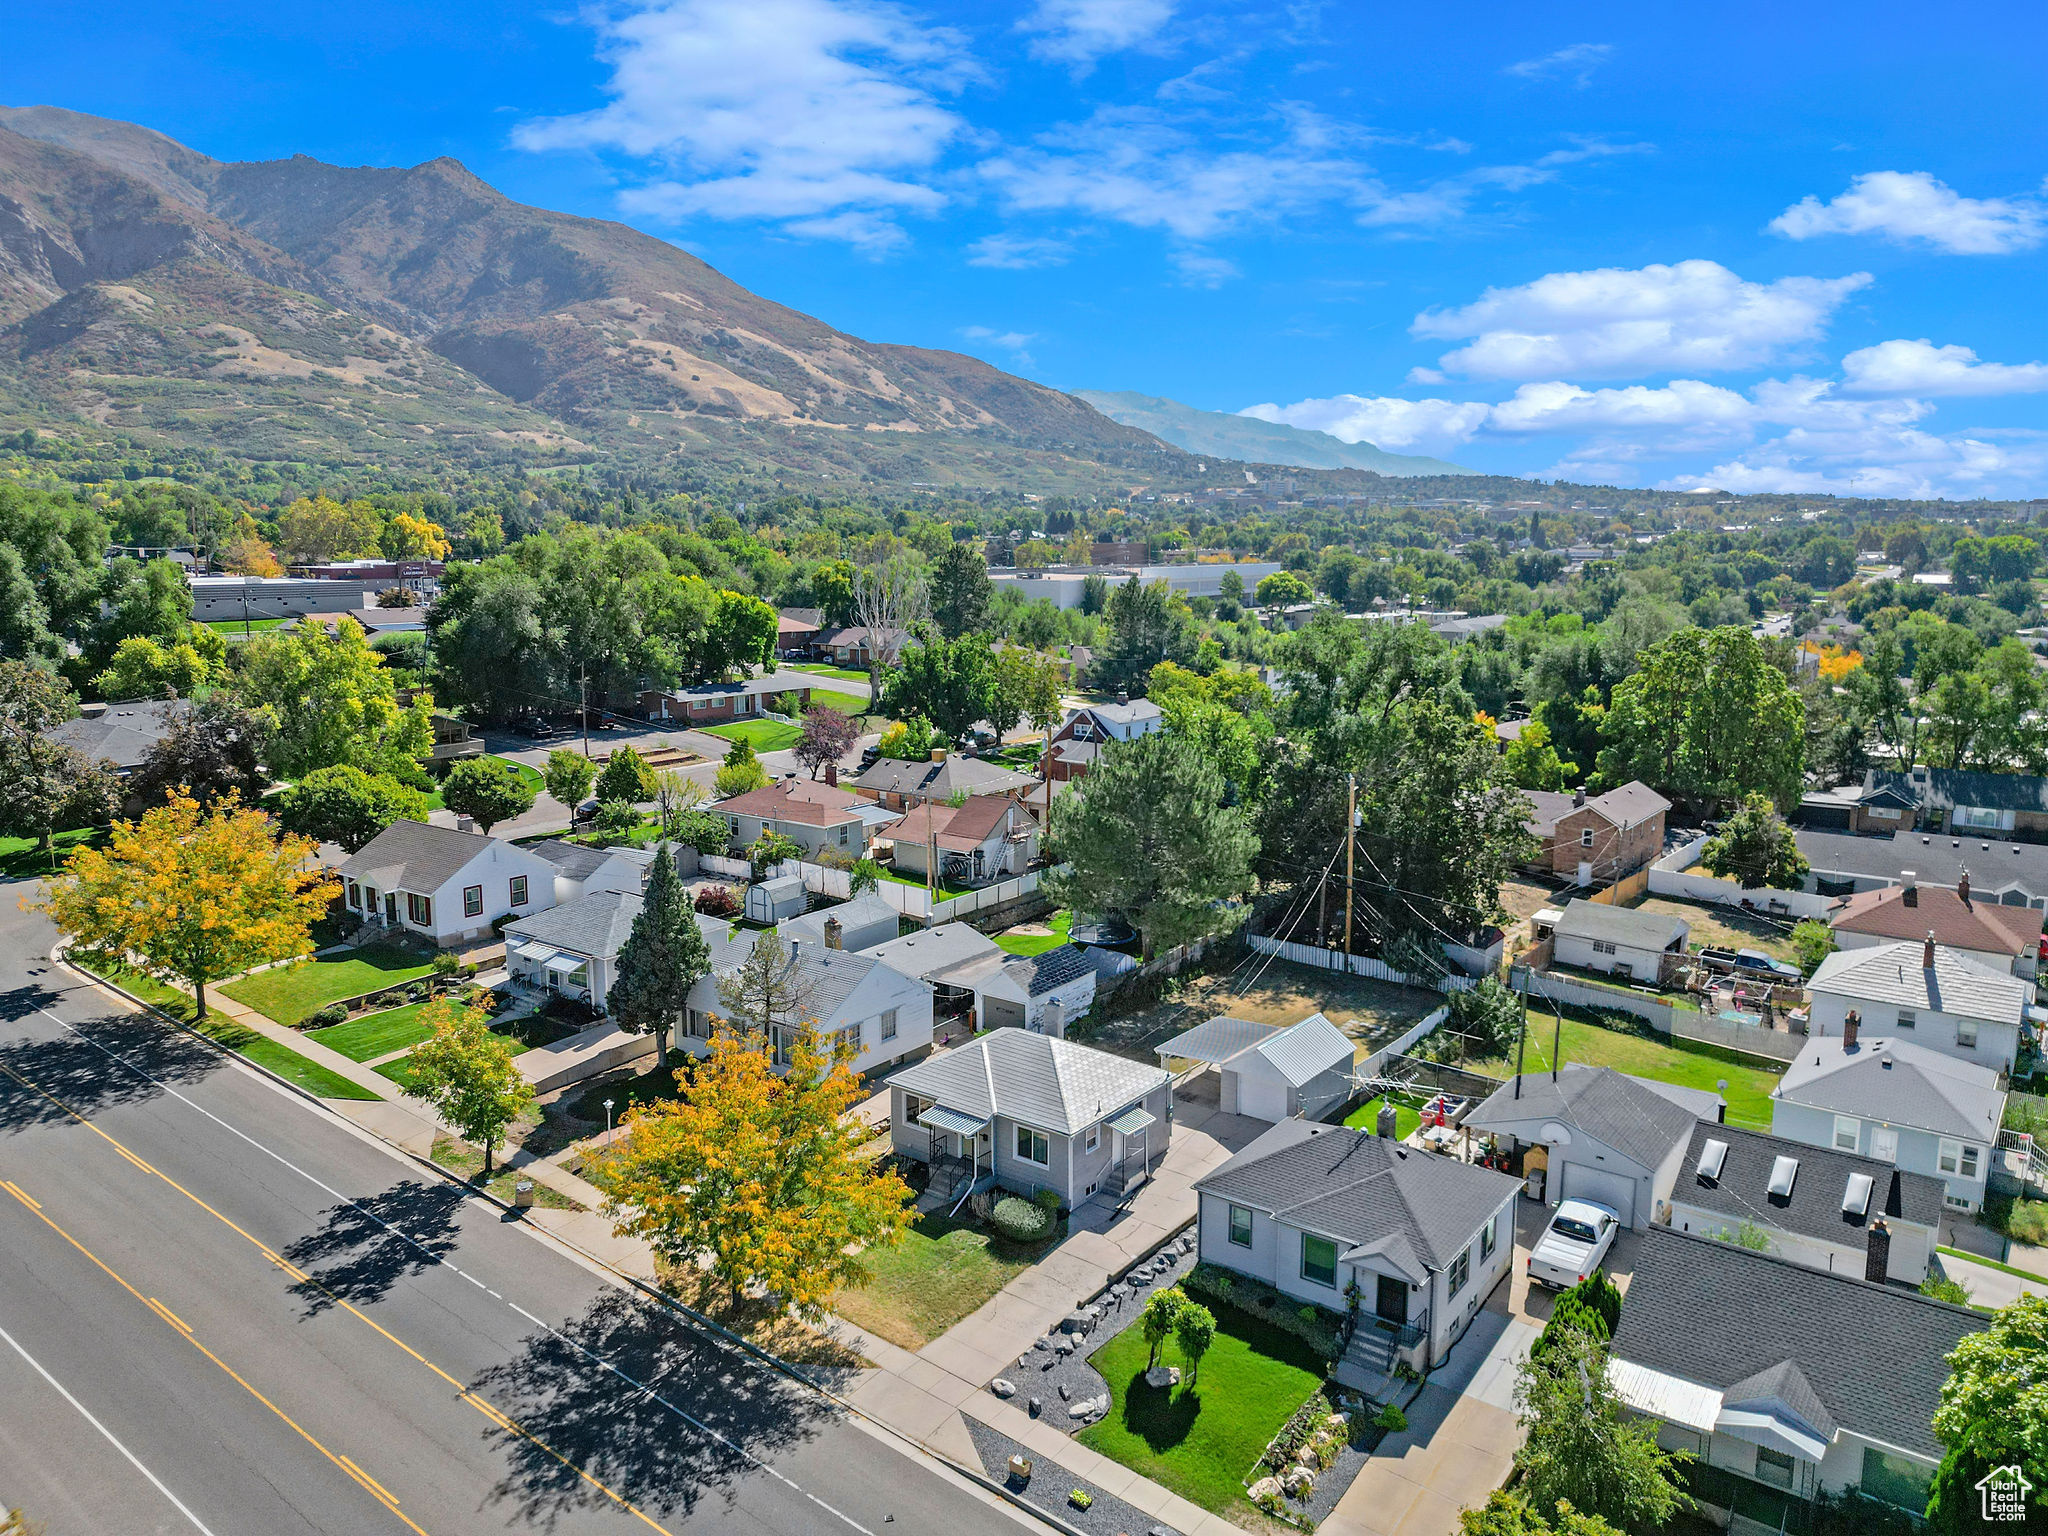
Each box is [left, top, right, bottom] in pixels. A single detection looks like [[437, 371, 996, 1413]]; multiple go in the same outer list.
[[1770, 171, 2048, 255], [1839, 338, 2048, 397], [1239, 396, 1493, 453], [1410, 259, 1870, 381], [1019, 0, 1174, 70], [960, 325, 1037, 366], [1171, 250, 1240, 285], [1358, 138, 1652, 228], [514, 0, 965, 245], [1485, 378, 1753, 435], [1502, 43, 1613, 86], [964, 233, 1073, 268], [1675, 429, 2048, 500]]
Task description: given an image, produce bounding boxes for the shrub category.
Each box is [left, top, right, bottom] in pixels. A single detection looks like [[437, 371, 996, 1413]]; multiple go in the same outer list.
[[1265, 1392, 1335, 1469], [694, 884, 740, 918], [308, 1005, 349, 1029], [988, 1195, 1056, 1243], [1374, 1403, 1408, 1432], [431, 951, 462, 978], [1032, 1187, 1061, 1212], [405, 982, 430, 1003], [1067, 1490, 1091, 1511], [1182, 1261, 1341, 1357], [373, 990, 407, 1009]]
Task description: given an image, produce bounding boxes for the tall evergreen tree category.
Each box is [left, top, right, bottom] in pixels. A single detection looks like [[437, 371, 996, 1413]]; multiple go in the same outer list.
[[930, 542, 993, 639], [609, 842, 711, 1067]]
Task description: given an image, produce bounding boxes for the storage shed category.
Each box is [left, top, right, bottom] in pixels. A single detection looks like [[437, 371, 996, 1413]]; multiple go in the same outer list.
[[744, 874, 808, 925], [1155, 1012, 1356, 1123]]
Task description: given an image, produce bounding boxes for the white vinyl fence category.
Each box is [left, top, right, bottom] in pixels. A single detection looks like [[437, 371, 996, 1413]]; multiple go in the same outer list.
[[1649, 835, 1838, 920], [1246, 935, 1478, 995], [1356, 1005, 1451, 1080], [700, 854, 1062, 924]]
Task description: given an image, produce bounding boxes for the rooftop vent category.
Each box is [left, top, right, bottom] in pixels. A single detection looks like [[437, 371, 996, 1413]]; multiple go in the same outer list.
[[1768, 1155, 1799, 1200], [1698, 1138, 1729, 1183], [1843, 1171, 1875, 1217]]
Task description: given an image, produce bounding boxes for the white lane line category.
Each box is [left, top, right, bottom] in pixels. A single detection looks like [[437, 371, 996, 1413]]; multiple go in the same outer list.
[[36, 1005, 876, 1536], [0, 1317, 220, 1536]]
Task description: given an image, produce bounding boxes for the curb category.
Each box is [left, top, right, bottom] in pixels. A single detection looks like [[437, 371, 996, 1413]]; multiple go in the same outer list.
[[59, 953, 1100, 1536]]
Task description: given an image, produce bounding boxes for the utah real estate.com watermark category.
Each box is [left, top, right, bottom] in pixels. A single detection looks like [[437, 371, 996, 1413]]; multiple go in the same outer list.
[[1977, 1465, 2033, 1524]]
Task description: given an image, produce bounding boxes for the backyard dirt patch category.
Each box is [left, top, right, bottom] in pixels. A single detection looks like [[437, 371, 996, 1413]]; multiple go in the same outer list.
[[1084, 958, 1442, 1065], [1622, 894, 1803, 965]]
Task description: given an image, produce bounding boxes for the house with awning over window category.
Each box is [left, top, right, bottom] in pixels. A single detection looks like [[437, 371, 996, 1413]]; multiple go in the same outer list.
[[887, 1029, 1170, 1209], [335, 821, 558, 947]]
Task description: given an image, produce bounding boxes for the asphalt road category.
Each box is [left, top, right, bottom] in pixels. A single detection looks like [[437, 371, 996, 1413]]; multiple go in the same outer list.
[[0, 895, 1019, 1536]]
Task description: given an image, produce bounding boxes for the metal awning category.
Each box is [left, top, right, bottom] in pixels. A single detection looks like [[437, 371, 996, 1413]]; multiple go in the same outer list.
[[917, 1105, 990, 1136], [543, 954, 588, 975], [511, 941, 558, 961], [1106, 1104, 1156, 1135]]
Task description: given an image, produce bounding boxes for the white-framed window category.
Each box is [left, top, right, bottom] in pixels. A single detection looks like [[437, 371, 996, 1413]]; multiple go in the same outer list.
[[1896, 1008, 1916, 1030], [1015, 1126, 1050, 1165], [1957, 1019, 1979, 1049], [837, 1024, 862, 1056], [1833, 1115, 1860, 1151], [1939, 1140, 1981, 1178], [463, 884, 484, 918], [1956, 805, 2005, 829], [837, 824, 849, 846], [406, 892, 432, 927], [1592, 939, 1617, 955], [1580, 827, 1594, 848], [1480, 1217, 1498, 1261], [1083, 1125, 1099, 1153], [346, 879, 361, 909], [1300, 1233, 1337, 1287], [880, 1008, 898, 1042], [1448, 1247, 1471, 1296], [1228, 1204, 1253, 1247], [1963, 1144, 1981, 1178], [510, 875, 528, 906]]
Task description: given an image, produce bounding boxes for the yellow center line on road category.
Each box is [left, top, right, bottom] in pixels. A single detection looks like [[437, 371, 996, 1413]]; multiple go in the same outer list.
[[0, 1182, 432, 1536], [0, 1056, 680, 1536]]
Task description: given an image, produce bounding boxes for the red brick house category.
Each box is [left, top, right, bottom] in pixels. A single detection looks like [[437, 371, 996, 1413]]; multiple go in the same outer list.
[[636, 675, 814, 726], [1524, 781, 1671, 887]]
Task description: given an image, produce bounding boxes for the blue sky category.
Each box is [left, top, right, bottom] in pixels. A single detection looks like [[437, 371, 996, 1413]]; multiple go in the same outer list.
[[8, 0, 2048, 497]]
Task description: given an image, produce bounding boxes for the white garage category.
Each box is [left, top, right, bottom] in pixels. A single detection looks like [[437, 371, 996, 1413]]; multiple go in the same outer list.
[[1560, 1161, 1640, 1227], [1156, 1012, 1356, 1124]]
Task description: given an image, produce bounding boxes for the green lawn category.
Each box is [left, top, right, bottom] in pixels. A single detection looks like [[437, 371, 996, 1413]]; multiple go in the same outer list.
[[876, 864, 970, 901], [1344, 1092, 1424, 1140], [307, 1003, 434, 1062], [222, 943, 436, 1026], [794, 664, 872, 682], [199, 616, 290, 633], [82, 961, 380, 1100], [704, 718, 803, 752], [1076, 1295, 1329, 1517], [424, 754, 544, 811], [0, 825, 108, 881], [806, 689, 875, 718], [1471, 1012, 1785, 1128], [377, 1034, 530, 1089], [430, 1135, 582, 1210], [830, 1212, 1051, 1350], [995, 908, 1073, 956]]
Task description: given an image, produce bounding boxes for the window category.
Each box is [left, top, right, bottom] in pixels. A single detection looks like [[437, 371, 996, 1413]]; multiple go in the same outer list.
[[1956, 805, 2005, 829], [880, 1008, 898, 1042], [1754, 1446, 1796, 1490], [346, 879, 361, 909], [837, 1024, 862, 1056], [1580, 827, 1594, 848], [1940, 1139, 1980, 1178], [1957, 1019, 1979, 1049], [1448, 1248, 1471, 1297], [510, 875, 528, 907], [837, 824, 849, 846], [1592, 939, 1617, 955], [1300, 1233, 1337, 1287], [686, 1008, 711, 1040], [1962, 1144, 1980, 1178], [1228, 1205, 1253, 1247], [1015, 1126, 1049, 1165], [1832, 1115, 1860, 1151], [1083, 1125, 1099, 1153], [1861, 1448, 1934, 1513], [1895, 1008, 1915, 1030], [406, 892, 432, 927], [463, 884, 484, 918], [1480, 1218, 1497, 1261]]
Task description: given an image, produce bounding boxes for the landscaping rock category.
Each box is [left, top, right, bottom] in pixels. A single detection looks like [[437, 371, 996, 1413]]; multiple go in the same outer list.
[[1249, 1477, 1282, 1504], [1067, 1393, 1108, 1421], [990, 1379, 1016, 1399], [1062, 1311, 1093, 1333], [1143, 1365, 1180, 1390], [1029, 1397, 1041, 1417], [1054, 1336, 1075, 1355], [1059, 1382, 1071, 1401], [1295, 1445, 1320, 1468], [1284, 1467, 1316, 1497]]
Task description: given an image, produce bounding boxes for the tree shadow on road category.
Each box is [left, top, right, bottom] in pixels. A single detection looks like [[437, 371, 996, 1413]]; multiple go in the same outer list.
[[278, 1179, 470, 1316], [468, 1287, 834, 1528], [0, 990, 224, 1135]]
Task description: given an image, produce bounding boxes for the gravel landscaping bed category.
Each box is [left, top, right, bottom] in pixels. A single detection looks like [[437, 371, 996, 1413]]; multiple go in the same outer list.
[[962, 1416, 1182, 1536]]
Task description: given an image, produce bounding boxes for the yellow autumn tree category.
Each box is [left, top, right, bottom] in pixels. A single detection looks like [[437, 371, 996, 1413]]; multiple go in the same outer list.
[[592, 1019, 913, 1318], [273, 494, 382, 565], [379, 511, 452, 561], [1799, 641, 1864, 684], [218, 512, 284, 577], [35, 790, 331, 1019]]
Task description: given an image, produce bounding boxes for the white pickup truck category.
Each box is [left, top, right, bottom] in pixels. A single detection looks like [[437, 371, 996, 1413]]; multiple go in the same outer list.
[[1527, 1198, 1621, 1289]]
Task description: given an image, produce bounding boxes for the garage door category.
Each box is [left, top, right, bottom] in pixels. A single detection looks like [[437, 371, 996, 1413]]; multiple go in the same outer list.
[[1233, 1071, 1290, 1123], [1560, 1162, 1638, 1228]]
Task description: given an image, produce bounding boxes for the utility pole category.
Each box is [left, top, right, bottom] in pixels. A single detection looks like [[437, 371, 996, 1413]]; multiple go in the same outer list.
[[579, 666, 591, 761], [1342, 772, 1356, 956], [1513, 985, 1528, 1100]]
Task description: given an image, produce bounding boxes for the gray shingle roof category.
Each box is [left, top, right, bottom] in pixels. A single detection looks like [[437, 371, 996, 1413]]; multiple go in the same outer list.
[[867, 923, 1003, 982], [1674, 1121, 1945, 1245], [1197, 1126, 1522, 1276], [527, 838, 613, 883], [1796, 827, 2048, 894], [1609, 1227, 1983, 1459], [1554, 899, 1689, 951], [1775, 1038, 2004, 1142], [1465, 1064, 1719, 1173], [336, 820, 499, 893], [505, 890, 645, 959], [888, 1028, 1166, 1135], [1808, 940, 2028, 1026], [1869, 766, 2048, 816], [849, 755, 1038, 799], [778, 892, 899, 948], [43, 698, 186, 770]]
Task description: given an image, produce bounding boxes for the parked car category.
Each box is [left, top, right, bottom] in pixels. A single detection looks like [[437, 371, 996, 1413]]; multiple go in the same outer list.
[[1527, 1198, 1620, 1289], [1695, 946, 1798, 981]]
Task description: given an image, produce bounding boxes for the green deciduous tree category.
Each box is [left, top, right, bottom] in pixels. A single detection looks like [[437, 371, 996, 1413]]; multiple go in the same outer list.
[[91, 630, 221, 701], [595, 744, 658, 804], [402, 994, 535, 1181], [1140, 1286, 1186, 1369], [277, 764, 433, 853], [543, 748, 597, 809], [608, 843, 711, 1067], [1926, 1295, 2048, 1532], [884, 634, 996, 740], [714, 735, 769, 798], [1503, 719, 1578, 791], [0, 660, 120, 855], [1254, 570, 1313, 606], [1174, 1297, 1216, 1383], [987, 647, 1064, 740], [1700, 793, 1811, 890], [1459, 1492, 1625, 1536], [441, 756, 536, 832], [237, 616, 434, 779], [126, 695, 271, 813], [1512, 1322, 1691, 1530]]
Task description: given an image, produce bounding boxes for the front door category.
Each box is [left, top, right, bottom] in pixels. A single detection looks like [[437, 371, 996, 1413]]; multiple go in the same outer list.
[[1872, 1126, 1899, 1162], [1376, 1274, 1407, 1326], [384, 892, 398, 923]]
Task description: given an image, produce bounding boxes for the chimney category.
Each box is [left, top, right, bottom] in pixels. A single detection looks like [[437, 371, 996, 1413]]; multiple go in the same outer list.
[[1376, 1101, 1400, 1139], [1117, 690, 1129, 706], [1902, 871, 1917, 907], [823, 915, 843, 950], [456, 814, 476, 834], [930, 748, 948, 763], [78, 701, 108, 718], [1864, 1219, 1892, 1284], [824, 762, 838, 787], [1924, 930, 1936, 971], [1957, 869, 1970, 906], [1843, 1009, 1860, 1050], [1572, 787, 1586, 808]]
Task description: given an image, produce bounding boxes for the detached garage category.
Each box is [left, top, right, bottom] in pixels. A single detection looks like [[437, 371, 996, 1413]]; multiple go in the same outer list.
[[1552, 900, 1690, 983], [1462, 1064, 1724, 1231], [1156, 1012, 1355, 1123]]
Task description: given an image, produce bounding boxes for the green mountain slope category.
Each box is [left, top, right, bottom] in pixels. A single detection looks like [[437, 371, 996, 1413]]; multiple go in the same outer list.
[[1073, 390, 1467, 476]]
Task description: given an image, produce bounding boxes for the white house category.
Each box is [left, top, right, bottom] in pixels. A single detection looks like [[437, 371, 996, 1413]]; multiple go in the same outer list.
[[526, 838, 656, 906], [1806, 937, 2027, 1073], [1463, 1065, 1723, 1230], [1551, 900, 1690, 982], [1665, 1121, 1944, 1285], [1049, 696, 1164, 752], [713, 778, 898, 859], [1155, 1013, 1356, 1123], [778, 892, 901, 954], [336, 821, 558, 947], [1771, 1030, 2005, 1211], [502, 889, 689, 1012], [679, 932, 935, 1078], [887, 795, 1040, 885], [1196, 1121, 1522, 1387], [1828, 874, 2038, 980], [1609, 1229, 1984, 1527]]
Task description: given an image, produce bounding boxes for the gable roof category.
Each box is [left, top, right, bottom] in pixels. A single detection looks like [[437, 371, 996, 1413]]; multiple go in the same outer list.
[[1775, 1037, 2004, 1141], [1608, 1227, 1984, 1460], [1868, 766, 2048, 816], [1464, 1064, 1720, 1172], [1251, 1012, 1355, 1086], [1197, 1125, 1522, 1279], [850, 754, 1038, 800], [777, 892, 899, 949], [887, 794, 1030, 852], [336, 820, 503, 893], [526, 838, 617, 884], [1156, 1014, 1285, 1065], [1830, 884, 2038, 956], [504, 889, 645, 959], [944, 943, 1099, 1000], [42, 698, 187, 770], [1796, 827, 2048, 893], [1553, 899, 1689, 952], [714, 777, 869, 827], [1807, 940, 2028, 1026], [1523, 780, 1671, 837], [1080, 697, 1163, 730], [1673, 1121, 1945, 1245], [889, 1028, 1166, 1135]]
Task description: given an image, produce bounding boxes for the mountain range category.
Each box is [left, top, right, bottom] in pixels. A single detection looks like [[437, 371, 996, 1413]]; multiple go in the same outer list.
[[0, 105, 1198, 490], [1073, 391, 1465, 476]]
